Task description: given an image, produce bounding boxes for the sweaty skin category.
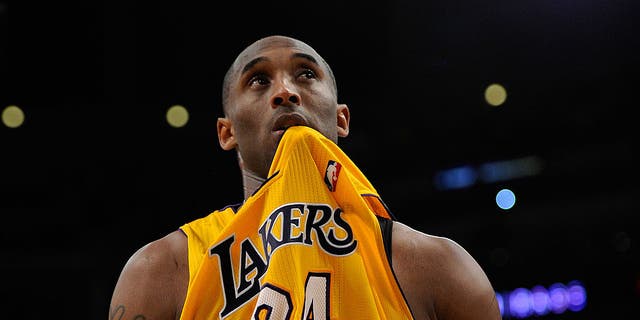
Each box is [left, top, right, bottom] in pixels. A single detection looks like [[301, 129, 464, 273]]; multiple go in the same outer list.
[[109, 35, 501, 320]]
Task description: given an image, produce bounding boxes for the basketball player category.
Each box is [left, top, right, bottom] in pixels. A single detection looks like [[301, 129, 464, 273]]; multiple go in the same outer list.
[[109, 35, 502, 319]]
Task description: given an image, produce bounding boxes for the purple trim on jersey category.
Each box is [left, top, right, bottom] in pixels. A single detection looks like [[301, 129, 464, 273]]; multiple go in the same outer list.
[[219, 202, 243, 213], [361, 194, 397, 220], [250, 170, 281, 197]]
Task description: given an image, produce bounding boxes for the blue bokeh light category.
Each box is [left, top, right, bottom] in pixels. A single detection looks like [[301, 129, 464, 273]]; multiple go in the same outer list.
[[496, 188, 516, 210], [496, 292, 504, 316], [549, 283, 569, 314], [567, 280, 587, 312], [434, 165, 477, 190], [509, 288, 533, 318], [497, 280, 586, 318], [531, 285, 550, 316]]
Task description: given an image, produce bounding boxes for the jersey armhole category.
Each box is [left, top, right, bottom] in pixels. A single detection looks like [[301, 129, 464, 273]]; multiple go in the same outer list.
[[376, 216, 393, 266]]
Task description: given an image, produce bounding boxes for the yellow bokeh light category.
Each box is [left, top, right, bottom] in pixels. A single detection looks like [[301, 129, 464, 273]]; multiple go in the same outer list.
[[2, 105, 25, 128], [485, 83, 507, 107], [166, 105, 189, 128]]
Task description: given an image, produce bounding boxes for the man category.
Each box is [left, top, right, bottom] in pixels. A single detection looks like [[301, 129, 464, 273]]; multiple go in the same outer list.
[[109, 35, 501, 319]]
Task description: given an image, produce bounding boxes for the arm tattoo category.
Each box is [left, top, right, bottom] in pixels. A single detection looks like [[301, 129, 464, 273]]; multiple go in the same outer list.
[[109, 305, 147, 320]]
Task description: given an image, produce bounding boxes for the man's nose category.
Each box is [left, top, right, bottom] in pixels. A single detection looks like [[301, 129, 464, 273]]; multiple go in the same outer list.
[[270, 79, 301, 108]]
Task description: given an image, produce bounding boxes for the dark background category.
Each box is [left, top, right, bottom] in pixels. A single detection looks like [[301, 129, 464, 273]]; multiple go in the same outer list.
[[1, 0, 638, 318]]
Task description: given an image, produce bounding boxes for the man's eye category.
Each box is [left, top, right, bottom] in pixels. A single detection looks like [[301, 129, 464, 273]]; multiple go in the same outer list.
[[249, 75, 269, 87], [298, 69, 317, 79]]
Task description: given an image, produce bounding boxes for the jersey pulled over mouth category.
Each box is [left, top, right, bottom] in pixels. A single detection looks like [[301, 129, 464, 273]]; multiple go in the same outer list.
[[272, 113, 309, 136]]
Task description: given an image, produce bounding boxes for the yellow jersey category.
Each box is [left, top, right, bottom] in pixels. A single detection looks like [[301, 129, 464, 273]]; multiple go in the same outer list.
[[179, 126, 413, 319]]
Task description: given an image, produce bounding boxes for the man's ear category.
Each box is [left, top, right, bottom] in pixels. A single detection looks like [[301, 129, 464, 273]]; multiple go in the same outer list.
[[337, 104, 350, 138], [217, 117, 237, 150]]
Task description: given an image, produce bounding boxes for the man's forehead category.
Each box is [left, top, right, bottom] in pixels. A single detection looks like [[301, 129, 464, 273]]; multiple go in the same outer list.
[[233, 36, 320, 72]]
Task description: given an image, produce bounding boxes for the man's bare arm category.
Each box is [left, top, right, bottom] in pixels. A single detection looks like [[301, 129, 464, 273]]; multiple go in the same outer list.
[[392, 221, 501, 320], [429, 234, 501, 319], [109, 230, 188, 320]]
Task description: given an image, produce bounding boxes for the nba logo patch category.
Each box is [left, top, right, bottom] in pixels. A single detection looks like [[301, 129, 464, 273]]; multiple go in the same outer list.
[[324, 160, 342, 192]]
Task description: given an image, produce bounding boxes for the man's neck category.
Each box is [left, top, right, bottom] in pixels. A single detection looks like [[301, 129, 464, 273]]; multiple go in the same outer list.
[[242, 169, 266, 200]]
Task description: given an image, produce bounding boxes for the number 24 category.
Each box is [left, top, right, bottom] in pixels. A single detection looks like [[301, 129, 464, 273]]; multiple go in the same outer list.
[[253, 272, 330, 320]]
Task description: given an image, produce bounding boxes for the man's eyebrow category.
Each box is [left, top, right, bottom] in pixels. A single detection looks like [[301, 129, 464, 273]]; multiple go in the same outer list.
[[292, 52, 319, 66], [240, 53, 319, 76], [241, 56, 269, 75]]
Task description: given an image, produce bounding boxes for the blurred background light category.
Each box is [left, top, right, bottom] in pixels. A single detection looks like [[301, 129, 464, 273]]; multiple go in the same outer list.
[[434, 165, 477, 190], [530, 285, 550, 316], [166, 104, 189, 128], [567, 280, 587, 312], [2, 105, 25, 128], [434, 156, 543, 191], [496, 188, 516, 210], [509, 287, 533, 318], [496, 292, 505, 317], [498, 280, 586, 318], [479, 156, 543, 183], [549, 282, 569, 314], [484, 83, 507, 107]]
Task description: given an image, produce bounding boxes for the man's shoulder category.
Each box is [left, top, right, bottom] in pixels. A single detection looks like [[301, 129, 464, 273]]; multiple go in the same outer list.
[[391, 220, 487, 285], [391, 221, 460, 262], [390, 221, 501, 319], [124, 230, 187, 276], [110, 230, 189, 319]]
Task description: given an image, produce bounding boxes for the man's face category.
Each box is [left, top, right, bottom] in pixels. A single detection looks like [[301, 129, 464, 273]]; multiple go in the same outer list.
[[220, 36, 349, 178]]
